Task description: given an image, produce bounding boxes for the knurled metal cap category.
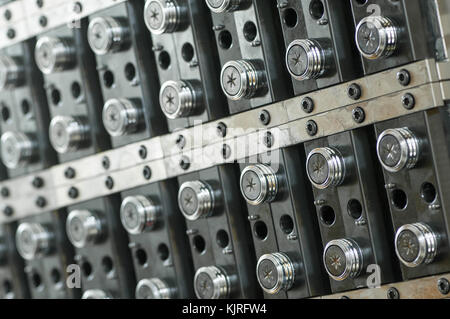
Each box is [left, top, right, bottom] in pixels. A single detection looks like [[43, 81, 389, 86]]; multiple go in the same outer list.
[[0, 55, 24, 90], [144, 0, 181, 34], [377, 128, 419, 173], [220, 60, 266, 100], [256, 252, 295, 294], [120, 195, 159, 235], [136, 278, 172, 299], [178, 180, 214, 221], [159, 80, 202, 119], [102, 98, 142, 137], [286, 39, 327, 81], [205, 0, 244, 13], [15, 223, 53, 260], [240, 164, 278, 206], [306, 147, 345, 189], [356, 16, 397, 60], [395, 222, 438, 268], [35, 36, 76, 74], [1, 131, 37, 169], [194, 266, 230, 299], [82, 289, 112, 299], [323, 238, 363, 281], [88, 16, 130, 55], [49, 115, 89, 154], [66, 210, 103, 248]]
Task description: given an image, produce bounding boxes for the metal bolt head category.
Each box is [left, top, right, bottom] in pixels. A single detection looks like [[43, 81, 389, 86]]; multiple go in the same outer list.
[[259, 110, 270, 126], [401, 93, 415, 110], [105, 176, 114, 190], [397, 69, 411, 86], [102, 156, 110, 170], [3, 206, 13, 217], [301, 97, 314, 113], [0, 187, 9, 198], [64, 167, 76, 179], [32, 177, 44, 188], [68, 187, 79, 199], [143, 166, 152, 180], [179, 156, 190, 170], [352, 107, 365, 124], [35, 196, 46, 208], [306, 120, 318, 136], [216, 122, 227, 138], [347, 83, 362, 100], [139, 145, 147, 159], [263, 132, 273, 148], [387, 287, 400, 299], [437, 278, 450, 295]]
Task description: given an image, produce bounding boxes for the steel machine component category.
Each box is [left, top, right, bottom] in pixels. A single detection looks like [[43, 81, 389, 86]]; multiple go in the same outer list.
[[120, 181, 194, 299], [277, 0, 362, 96], [375, 109, 450, 280], [66, 197, 135, 299], [304, 128, 399, 293], [208, 0, 291, 114], [145, 0, 227, 132], [239, 147, 329, 298], [178, 166, 258, 299]]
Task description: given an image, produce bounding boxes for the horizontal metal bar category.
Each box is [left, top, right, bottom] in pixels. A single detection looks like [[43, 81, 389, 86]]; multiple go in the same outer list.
[[0, 58, 447, 223]]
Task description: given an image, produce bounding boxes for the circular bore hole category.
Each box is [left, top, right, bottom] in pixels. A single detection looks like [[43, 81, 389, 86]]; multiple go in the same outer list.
[[216, 230, 230, 248], [157, 243, 170, 261], [124, 62, 136, 82], [21, 99, 30, 115], [309, 0, 325, 20], [51, 88, 61, 105], [181, 42, 194, 62], [158, 51, 171, 70], [135, 248, 148, 266], [3, 280, 12, 294], [320, 205, 336, 226], [355, 0, 368, 5], [101, 256, 114, 274], [193, 235, 206, 254], [347, 199, 363, 220], [103, 70, 115, 88], [218, 30, 232, 49], [81, 260, 93, 277], [243, 21, 257, 42], [391, 189, 408, 210], [1, 104, 10, 122], [71, 81, 81, 99], [280, 215, 294, 234], [31, 272, 42, 289], [50, 268, 61, 284], [421, 182, 437, 204], [283, 8, 298, 28], [253, 221, 268, 240]]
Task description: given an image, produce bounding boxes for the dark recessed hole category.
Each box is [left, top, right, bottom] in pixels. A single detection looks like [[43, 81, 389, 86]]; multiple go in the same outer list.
[[216, 230, 230, 248], [81, 260, 93, 277], [21, 99, 31, 115], [218, 30, 232, 49], [243, 21, 257, 42], [1, 104, 10, 122], [103, 70, 115, 88], [2, 280, 12, 294], [309, 0, 325, 20], [101, 256, 114, 274], [31, 271, 42, 288], [347, 199, 363, 219], [421, 182, 437, 204], [50, 268, 61, 284], [280, 215, 294, 234], [158, 51, 171, 70], [193, 235, 206, 254], [71, 81, 81, 99], [135, 248, 147, 266], [124, 62, 136, 82], [51, 88, 61, 106], [320, 205, 336, 226], [157, 243, 170, 261], [283, 8, 298, 28], [254, 221, 268, 240], [181, 42, 194, 62], [391, 189, 408, 210]]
